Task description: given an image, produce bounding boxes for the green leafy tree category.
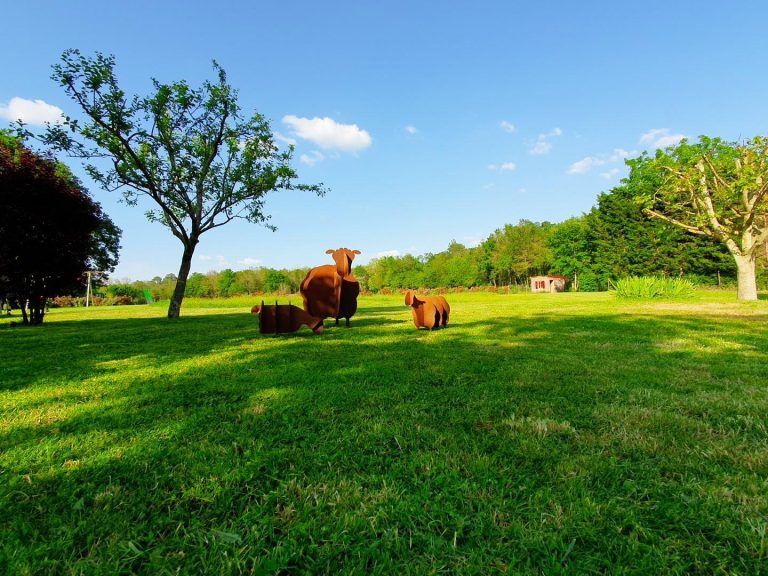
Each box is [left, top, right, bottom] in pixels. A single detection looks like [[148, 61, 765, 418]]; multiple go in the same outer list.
[[423, 241, 482, 288], [264, 269, 291, 293], [232, 268, 265, 295], [483, 220, 553, 286], [363, 256, 413, 291], [477, 235, 498, 286], [35, 49, 323, 317], [217, 268, 236, 297], [587, 183, 733, 288], [635, 136, 768, 300], [185, 273, 208, 297], [548, 216, 596, 291]]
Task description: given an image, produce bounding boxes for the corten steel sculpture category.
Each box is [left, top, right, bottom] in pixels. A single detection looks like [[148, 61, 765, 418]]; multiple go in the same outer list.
[[251, 301, 324, 334], [404, 290, 450, 330], [300, 248, 361, 327]]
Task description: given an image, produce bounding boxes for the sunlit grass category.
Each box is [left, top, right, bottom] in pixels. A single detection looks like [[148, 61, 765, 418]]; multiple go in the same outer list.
[[1, 291, 767, 574]]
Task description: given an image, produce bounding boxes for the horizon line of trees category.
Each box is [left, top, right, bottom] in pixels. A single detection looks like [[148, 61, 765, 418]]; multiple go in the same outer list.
[[94, 180, 768, 302]]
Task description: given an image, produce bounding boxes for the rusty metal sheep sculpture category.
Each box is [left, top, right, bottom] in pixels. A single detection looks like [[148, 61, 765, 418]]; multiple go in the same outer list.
[[300, 248, 361, 327], [404, 289, 450, 330], [251, 302, 324, 334]]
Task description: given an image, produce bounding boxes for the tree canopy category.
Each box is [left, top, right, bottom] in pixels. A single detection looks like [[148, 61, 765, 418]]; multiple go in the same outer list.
[[34, 49, 323, 317], [0, 132, 120, 324], [634, 136, 768, 300]]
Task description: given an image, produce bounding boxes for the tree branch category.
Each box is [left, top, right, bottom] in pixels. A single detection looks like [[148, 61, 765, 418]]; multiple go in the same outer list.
[[644, 208, 709, 236]]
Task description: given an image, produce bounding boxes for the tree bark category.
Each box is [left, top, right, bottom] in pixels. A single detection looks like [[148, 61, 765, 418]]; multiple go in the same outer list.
[[167, 239, 198, 319], [734, 253, 758, 301]]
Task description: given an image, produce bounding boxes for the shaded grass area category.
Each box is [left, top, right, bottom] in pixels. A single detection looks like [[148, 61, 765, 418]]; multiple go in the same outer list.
[[1, 293, 767, 574]]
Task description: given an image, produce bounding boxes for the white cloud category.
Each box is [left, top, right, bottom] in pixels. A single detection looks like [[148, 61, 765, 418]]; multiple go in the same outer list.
[[0, 97, 64, 125], [568, 157, 595, 174], [488, 161, 516, 172], [530, 127, 562, 155], [405, 125, 418, 135], [610, 148, 631, 161], [300, 150, 325, 166], [199, 254, 229, 267], [568, 148, 633, 175], [600, 168, 621, 180], [238, 257, 262, 267], [463, 234, 484, 247], [282, 115, 372, 151], [274, 131, 297, 146], [499, 120, 516, 133], [531, 141, 552, 155], [639, 128, 686, 149], [375, 250, 400, 258]]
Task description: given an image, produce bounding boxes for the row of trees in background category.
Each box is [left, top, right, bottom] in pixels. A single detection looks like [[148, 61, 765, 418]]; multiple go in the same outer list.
[[108, 180, 765, 299], [9, 126, 767, 314], [124, 267, 311, 302], [14, 48, 765, 319], [7, 46, 767, 318], [104, 142, 768, 299], [52, 124, 768, 303]]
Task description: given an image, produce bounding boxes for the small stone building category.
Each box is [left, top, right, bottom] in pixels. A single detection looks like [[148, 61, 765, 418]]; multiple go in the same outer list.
[[530, 275, 567, 293]]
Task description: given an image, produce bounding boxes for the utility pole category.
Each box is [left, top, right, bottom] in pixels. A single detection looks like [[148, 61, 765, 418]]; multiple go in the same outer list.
[[85, 271, 105, 307]]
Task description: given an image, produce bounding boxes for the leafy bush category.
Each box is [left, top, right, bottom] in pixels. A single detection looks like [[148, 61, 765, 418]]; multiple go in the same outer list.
[[611, 276, 696, 299], [104, 284, 144, 300], [575, 269, 601, 292], [50, 295, 85, 308], [109, 295, 137, 306]]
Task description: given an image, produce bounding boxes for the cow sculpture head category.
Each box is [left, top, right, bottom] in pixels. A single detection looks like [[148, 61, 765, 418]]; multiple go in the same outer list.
[[326, 247, 361, 278]]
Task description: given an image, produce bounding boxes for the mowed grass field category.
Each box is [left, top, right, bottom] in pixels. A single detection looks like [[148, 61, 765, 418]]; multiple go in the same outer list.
[[1, 291, 767, 575]]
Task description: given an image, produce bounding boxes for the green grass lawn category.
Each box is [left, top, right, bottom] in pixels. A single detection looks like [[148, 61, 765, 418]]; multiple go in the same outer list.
[[1, 291, 767, 574]]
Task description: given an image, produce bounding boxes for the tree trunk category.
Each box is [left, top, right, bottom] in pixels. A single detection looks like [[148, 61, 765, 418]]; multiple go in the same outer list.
[[734, 253, 758, 301], [167, 239, 198, 319]]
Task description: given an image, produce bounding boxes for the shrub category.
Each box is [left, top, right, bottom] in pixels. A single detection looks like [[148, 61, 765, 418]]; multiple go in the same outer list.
[[576, 270, 600, 292], [101, 295, 136, 306], [50, 295, 85, 308], [105, 284, 144, 300], [611, 276, 696, 299]]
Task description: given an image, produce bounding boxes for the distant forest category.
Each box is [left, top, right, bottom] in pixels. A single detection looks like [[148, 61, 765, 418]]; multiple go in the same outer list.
[[102, 182, 767, 302]]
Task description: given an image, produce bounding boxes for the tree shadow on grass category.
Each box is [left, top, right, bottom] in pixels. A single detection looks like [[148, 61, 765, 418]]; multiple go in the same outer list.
[[2, 306, 768, 573]]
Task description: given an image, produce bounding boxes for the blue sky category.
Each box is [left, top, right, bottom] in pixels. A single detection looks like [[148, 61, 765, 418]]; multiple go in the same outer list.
[[2, 1, 767, 280]]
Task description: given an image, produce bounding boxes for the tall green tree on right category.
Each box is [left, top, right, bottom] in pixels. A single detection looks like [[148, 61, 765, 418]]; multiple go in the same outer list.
[[634, 136, 768, 300]]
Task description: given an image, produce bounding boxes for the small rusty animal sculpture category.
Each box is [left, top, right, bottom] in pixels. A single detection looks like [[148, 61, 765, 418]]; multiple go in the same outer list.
[[251, 301, 324, 334], [300, 248, 361, 327], [404, 290, 450, 330]]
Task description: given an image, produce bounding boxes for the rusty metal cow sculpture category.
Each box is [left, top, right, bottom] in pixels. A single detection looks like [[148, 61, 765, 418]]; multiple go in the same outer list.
[[251, 302, 324, 334], [404, 289, 450, 330], [300, 248, 361, 327]]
